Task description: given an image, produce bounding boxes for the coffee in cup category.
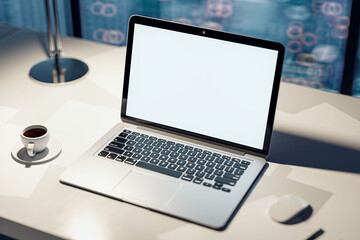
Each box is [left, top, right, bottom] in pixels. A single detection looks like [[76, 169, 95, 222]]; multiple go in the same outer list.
[[21, 125, 50, 157]]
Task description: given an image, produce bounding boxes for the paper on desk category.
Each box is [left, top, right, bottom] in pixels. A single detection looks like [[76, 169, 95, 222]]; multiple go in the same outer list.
[[45, 100, 119, 167], [0, 105, 18, 124], [156, 196, 321, 240], [275, 102, 360, 150], [0, 123, 49, 198], [85, 47, 126, 99]]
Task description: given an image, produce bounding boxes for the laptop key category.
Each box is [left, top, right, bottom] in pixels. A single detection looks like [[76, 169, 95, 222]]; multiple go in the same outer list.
[[241, 160, 251, 165], [132, 154, 142, 160], [233, 162, 248, 170], [223, 172, 240, 181], [206, 162, 216, 168], [186, 169, 196, 175], [123, 151, 133, 157], [195, 171, 205, 177], [222, 155, 231, 160], [98, 151, 109, 157], [215, 164, 225, 170], [224, 160, 233, 166], [150, 153, 160, 159], [149, 136, 157, 141], [136, 161, 181, 178], [214, 158, 224, 164], [119, 132, 128, 138], [197, 159, 206, 165], [214, 170, 224, 176], [109, 141, 125, 149], [149, 159, 159, 165], [104, 146, 125, 155], [143, 139, 153, 145], [234, 169, 244, 175], [159, 155, 169, 161], [193, 177, 203, 184], [225, 166, 235, 173], [127, 135, 137, 140], [168, 163, 177, 170], [222, 187, 231, 193], [141, 156, 151, 162], [181, 174, 194, 181], [178, 148, 188, 154], [195, 165, 205, 171], [123, 129, 132, 134], [143, 145, 153, 151], [153, 147, 162, 153], [204, 167, 214, 174], [205, 174, 215, 180], [152, 142, 162, 147], [187, 151, 196, 156], [167, 158, 177, 163], [185, 162, 195, 168], [159, 161, 169, 167], [133, 148, 142, 154], [114, 137, 127, 143], [107, 153, 118, 160], [116, 156, 126, 162], [127, 140, 136, 146], [176, 160, 186, 166], [176, 166, 186, 172], [124, 146, 133, 151], [141, 150, 151, 156], [203, 182, 212, 187], [214, 176, 236, 186], [125, 158, 137, 165]]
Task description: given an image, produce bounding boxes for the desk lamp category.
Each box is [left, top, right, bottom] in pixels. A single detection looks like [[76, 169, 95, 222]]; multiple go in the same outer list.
[[29, 0, 88, 84]]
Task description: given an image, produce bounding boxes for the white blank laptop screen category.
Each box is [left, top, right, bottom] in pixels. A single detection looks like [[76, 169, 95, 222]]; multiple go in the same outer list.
[[126, 24, 279, 150]]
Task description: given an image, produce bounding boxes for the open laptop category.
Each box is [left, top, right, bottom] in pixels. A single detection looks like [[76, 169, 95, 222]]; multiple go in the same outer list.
[[60, 15, 284, 230]]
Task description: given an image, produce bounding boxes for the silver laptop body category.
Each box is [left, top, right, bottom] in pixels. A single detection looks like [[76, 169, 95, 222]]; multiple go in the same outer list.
[[60, 15, 284, 230]]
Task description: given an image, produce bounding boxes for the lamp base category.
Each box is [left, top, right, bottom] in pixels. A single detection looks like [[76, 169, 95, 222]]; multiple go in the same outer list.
[[29, 57, 88, 84]]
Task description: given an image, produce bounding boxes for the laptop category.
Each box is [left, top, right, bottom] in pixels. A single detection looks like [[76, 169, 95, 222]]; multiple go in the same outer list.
[[60, 15, 284, 230]]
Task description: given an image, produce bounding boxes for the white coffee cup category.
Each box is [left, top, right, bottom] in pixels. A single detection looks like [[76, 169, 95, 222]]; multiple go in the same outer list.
[[21, 125, 50, 157]]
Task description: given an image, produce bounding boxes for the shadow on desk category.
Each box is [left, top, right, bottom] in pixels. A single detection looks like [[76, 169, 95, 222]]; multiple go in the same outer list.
[[268, 130, 360, 174]]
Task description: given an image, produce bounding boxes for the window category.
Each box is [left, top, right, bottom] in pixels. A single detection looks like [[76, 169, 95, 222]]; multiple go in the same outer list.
[[1, 0, 360, 97]]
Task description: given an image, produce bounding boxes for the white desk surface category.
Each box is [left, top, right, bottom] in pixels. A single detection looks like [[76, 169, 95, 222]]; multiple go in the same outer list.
[[1, 25, 360, 240]]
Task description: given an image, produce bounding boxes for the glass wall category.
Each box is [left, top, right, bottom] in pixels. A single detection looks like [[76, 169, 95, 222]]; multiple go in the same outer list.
[[0, 0, 73, 36], [78, 0, 353, 94], [0, 0, 358, 97]]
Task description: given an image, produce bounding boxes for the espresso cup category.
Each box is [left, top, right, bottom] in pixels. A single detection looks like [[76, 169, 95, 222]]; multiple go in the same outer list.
[[21, 125, 50, 157]]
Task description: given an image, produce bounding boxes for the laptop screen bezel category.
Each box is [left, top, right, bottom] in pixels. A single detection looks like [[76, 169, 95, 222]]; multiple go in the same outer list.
[[121, 15, 284, 157]]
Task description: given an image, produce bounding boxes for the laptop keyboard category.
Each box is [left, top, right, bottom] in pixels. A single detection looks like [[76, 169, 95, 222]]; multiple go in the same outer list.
[[97, 129, 251, 193]]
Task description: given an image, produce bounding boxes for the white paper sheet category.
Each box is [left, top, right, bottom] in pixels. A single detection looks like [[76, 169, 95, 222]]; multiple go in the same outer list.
[[275, 102, 360, 149], [0, 105, 18, 124], [45, 100, 119, 167], [86, 47, 126, 99]]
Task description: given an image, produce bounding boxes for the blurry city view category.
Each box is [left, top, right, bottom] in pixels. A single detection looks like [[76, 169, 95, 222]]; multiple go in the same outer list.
[[1, 0, 359, 96]]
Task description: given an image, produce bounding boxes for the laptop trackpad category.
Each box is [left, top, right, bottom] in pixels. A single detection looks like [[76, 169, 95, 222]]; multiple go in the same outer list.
[[113, 170, 181, 207]]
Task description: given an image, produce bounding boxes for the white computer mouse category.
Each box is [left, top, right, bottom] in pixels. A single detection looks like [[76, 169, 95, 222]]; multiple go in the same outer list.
[[269, 194, 310, 223]]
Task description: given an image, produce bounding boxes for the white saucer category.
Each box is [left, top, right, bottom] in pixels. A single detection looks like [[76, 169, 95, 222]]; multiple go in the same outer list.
[[11, 138, 62, 166]]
